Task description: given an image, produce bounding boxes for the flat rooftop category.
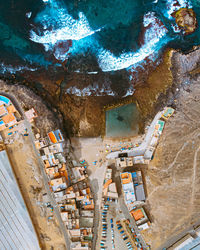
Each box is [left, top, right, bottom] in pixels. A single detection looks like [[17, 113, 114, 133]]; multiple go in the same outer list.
[[0, 150, 40, 250]]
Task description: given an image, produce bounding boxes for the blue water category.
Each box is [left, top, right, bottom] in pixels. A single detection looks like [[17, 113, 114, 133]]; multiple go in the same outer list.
[[106, 103, 139, 137], [0, 0, 200, 76]]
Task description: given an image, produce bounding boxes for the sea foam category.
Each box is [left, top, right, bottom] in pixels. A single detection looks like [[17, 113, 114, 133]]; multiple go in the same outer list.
[[97, 12, 170, 72]]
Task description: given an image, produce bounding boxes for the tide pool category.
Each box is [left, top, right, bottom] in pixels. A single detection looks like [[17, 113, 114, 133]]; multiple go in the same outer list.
[[105, 103, 139, 138]]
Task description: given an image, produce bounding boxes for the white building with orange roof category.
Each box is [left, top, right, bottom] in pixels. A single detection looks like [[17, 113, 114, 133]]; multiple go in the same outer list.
[[120, 172, 136, 210]]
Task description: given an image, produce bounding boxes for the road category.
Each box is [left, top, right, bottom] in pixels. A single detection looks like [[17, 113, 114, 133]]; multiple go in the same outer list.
[[0, 92, 72, 250], [89, 162, 108, 250], [106, 110, 164, 159]]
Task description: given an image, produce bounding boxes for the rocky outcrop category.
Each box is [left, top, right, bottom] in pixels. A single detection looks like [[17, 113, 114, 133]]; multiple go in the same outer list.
[[173, 8, 197, 34]]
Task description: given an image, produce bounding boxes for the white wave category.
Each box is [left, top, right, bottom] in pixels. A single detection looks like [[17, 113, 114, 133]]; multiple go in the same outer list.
[[66, 84, 115, 96], [97, 12, 169, 72], [30, 0, 101, 56], [123, 86, 135, 97], [165, 0, 192, 19], [171, 23, 180, 33], [87, 71, 98, 74], [26, 12, 32, 19], [143, 12, 156, 27], [0, 63, 37, 74]]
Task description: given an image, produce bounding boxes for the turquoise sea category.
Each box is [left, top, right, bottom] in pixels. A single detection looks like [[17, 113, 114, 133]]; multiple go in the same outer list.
[[0, 0, 200, 84], [106, 103, 139, 138]]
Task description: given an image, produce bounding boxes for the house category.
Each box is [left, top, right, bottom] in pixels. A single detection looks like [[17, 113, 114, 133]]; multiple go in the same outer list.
[[138, 222, 150, 231], [116, 157, 127, 167], [2, 113, 17, 127], [120, 172, 136, 209], [48, 129, 64, 144], [133, 155, 145, 164], [130, 207, 149, 226], [50, 177, 67, 192], [144, 147, 154, 160], [69, 229, 81, 238], [161, 107, 174, 120], [7, 104, 16, 114], [25, 108, 37, 123]]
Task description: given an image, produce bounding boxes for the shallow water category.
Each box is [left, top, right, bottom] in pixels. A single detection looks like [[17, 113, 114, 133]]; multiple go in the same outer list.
[[105, 103, 139, 138]]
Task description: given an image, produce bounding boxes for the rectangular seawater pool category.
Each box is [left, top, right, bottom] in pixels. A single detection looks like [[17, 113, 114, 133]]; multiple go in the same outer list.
[[105, 103, 139, 138]]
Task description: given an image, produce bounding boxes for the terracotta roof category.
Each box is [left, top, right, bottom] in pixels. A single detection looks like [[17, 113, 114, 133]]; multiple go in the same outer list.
[[103, 179, 112, 189], [2, 113, 16, 124], [7, 105, 16, 114], [48, 131, 57, 144], [130, 209, 144, 221], [121, 173, 132, 184]]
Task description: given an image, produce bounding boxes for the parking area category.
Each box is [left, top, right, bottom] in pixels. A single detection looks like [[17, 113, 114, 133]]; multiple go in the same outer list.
[[99, 201, 132, 250]]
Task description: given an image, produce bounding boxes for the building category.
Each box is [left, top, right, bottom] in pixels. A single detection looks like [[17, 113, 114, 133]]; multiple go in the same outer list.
[[0, 96, 19, 131], [48, 129, 64, 144], [168, 234, 194, 250], [50, 176, 67, 192], [130, 207, 149, 226], [138, 222, 150, 231], [25, 108, 38, 122], [133, 155, 145, 164], [0, 150, 40, 249], [161, 107, 175, 120], [116, 157, 127, 167], [135, 184, 145, 201], [103, 168, 118, 201], [120, 172, 136, 210]]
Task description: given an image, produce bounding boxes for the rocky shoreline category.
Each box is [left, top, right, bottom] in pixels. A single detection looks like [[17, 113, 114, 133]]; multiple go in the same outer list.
[[1, 45, 200, 138]]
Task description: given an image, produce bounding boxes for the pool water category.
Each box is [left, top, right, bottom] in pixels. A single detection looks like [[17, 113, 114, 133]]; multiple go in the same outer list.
[[105, 103, 139, 138]]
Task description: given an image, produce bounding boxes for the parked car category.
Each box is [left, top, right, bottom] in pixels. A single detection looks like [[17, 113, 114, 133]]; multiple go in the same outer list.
[[117, 226, 122, 230], [131, 228, 135, 233], [120, 230, 124, 234], [123, 237, 128, 241], [135, 238, 140, 242], [110, 218, 113, 223]]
